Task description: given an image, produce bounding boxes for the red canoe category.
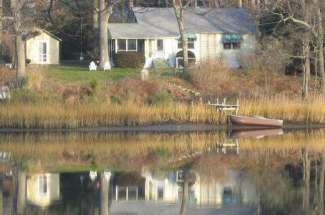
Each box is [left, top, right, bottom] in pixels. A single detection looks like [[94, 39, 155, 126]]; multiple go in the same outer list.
[[229, 115, 283, 128]]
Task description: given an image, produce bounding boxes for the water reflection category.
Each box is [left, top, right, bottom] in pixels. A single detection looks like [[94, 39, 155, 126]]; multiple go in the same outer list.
[[0, 167, 257, 215], [1, 129, 325, 214], [1, 162, 321, 215], [230, 128, 284, 139]]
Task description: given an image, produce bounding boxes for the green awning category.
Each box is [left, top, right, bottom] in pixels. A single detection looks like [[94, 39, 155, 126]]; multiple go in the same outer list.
[[222, 34, 242, 43], [185, 33, 197, 39], [178, 33, 197, 40]]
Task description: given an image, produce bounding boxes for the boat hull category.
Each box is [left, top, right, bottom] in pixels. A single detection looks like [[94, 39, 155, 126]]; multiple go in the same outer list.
[[229, 115, 283, 128]]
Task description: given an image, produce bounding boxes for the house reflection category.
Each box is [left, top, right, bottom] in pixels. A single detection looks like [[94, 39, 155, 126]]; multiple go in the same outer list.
[[26, 173, 61, 208], [113, 169, 257, 207], [0, 168, 257, 214]]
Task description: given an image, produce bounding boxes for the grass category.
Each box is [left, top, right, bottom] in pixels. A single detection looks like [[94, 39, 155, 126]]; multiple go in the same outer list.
[[240, 95, 325, 124], [0, 102, 218, 128], [1, 64, 325, 128], [43, 65, 138, 84], [1, 96, 325, 129]]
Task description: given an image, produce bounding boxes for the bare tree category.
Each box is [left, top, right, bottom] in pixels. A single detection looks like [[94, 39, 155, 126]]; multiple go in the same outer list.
[[3, 0, 45, 83], [313, 0, 325, 94], [98, 0, 111, 70], [172, 0, 189, 71], [13, 1, 27, 82]]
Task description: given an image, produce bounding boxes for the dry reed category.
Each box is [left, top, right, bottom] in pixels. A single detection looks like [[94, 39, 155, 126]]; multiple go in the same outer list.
[[1, 95, 325, 128]]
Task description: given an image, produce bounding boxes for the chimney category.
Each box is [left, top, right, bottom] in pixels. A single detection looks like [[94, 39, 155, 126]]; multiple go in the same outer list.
[[129, 0, 134, 8]]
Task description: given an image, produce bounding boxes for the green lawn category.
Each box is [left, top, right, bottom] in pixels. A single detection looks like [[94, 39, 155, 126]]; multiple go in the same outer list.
[[44, 65, 139, 84]]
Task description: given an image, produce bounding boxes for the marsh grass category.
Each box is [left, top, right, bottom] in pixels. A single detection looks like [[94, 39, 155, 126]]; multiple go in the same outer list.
[[1, 95, 325, 128], [240, 95, 325, 124], [0, 102, 218, 128]]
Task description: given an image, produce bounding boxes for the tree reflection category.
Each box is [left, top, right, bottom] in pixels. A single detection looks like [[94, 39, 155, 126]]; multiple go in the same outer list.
[[179, 169, 189, 215], [100, 172, 111, 215]]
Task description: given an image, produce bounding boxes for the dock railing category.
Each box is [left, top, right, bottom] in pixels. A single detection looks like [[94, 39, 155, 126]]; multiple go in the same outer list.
[[208, 98, 240, 125]]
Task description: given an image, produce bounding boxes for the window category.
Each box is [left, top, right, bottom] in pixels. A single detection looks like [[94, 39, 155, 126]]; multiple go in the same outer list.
[[222, 34, 242, 50], [158, 186, 164, 200], [128, 39, 137, 51], [223, 42, 241, 50], [176, 51, 196, 68], [188, 38, 195, 49], [223, 42, 232, 50], [232, 42, 241, 49], [117, 39, 137, 52], [157, 39, 164, 51], [178, 38, 195, 49], [39, 42, 47, 63], [118, 39, 127, 51], [38, 175, 48, 196]]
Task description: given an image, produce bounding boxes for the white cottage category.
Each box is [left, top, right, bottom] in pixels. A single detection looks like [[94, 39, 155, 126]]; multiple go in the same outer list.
[[109, 7, 256, 69], [25, 29, 61, 65], [26, 173, 61, 208]]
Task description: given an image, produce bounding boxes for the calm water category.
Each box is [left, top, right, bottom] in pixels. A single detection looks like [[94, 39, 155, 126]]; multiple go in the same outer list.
[[0, 129, 324, 215]]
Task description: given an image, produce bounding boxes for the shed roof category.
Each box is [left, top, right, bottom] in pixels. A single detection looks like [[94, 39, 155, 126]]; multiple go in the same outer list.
[[25, 28, 62, 42], [109, 7, 256, 39]]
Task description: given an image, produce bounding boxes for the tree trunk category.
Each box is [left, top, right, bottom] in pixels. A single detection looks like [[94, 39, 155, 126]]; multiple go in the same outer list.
[[93, 0, 99, 30], [0, 0, 2, 57], [3, 185, 13, 215], [99, 0, 111, 70], [173, 4, 189, 72], [302, 1, 311, 98], [0, 187, 3, 215], [179, 172, 189, 215], [316, 2, 325, 95], [303, 149, 311, 211], [16, 34, 26, 82], [317, 153, 325, 215], [16, 171, 26, 215], [100, 172, 111, 215]]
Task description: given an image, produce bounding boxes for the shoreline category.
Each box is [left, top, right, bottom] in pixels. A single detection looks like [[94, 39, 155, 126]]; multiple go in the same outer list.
[[0, 123, 324, 133]]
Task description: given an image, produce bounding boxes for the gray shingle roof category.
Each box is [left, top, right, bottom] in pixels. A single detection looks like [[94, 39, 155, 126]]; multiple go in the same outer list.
[[109, 7, 256, 39]]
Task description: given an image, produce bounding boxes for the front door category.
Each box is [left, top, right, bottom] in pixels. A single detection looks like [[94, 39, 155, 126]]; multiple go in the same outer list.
[[39, 42, 47, 64]]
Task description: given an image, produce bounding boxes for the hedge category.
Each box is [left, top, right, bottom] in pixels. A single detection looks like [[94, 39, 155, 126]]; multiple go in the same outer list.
[[114, 52, 145, 68]]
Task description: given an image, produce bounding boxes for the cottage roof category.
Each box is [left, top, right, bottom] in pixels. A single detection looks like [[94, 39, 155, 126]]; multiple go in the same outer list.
[[25, 28, 62, 42], [109, 7, 256, 39]]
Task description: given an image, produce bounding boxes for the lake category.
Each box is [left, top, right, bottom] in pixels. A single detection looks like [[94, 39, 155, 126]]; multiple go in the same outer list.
[[0, 128, 324, 214]]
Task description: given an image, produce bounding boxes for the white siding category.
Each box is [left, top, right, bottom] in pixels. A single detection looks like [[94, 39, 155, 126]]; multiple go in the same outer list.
[[140, 33, 255, 69], [26, 32, 60, 65]]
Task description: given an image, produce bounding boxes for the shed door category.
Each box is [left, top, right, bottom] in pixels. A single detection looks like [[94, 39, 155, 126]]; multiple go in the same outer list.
[[39, 42, 48, 63]]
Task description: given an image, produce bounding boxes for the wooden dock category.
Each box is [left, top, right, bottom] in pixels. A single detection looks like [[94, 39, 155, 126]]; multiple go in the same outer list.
[[208, 98, 240, 116]]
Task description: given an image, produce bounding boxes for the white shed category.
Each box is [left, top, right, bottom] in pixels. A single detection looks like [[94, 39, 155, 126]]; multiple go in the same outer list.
[[25, 29, 61, 65]]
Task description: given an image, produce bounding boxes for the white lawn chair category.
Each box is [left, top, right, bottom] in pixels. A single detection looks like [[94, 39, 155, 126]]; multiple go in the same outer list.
[[89, 61, 97, 71], [0, 86, 10, 101]]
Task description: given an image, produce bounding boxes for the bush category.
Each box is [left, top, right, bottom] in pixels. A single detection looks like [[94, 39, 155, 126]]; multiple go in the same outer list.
[[114, 52, 145, 68], [0, 67, 15, 86], [110, 78, 159, 103], [148, 91, 173, 105], [189, 60, 236, 98]]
